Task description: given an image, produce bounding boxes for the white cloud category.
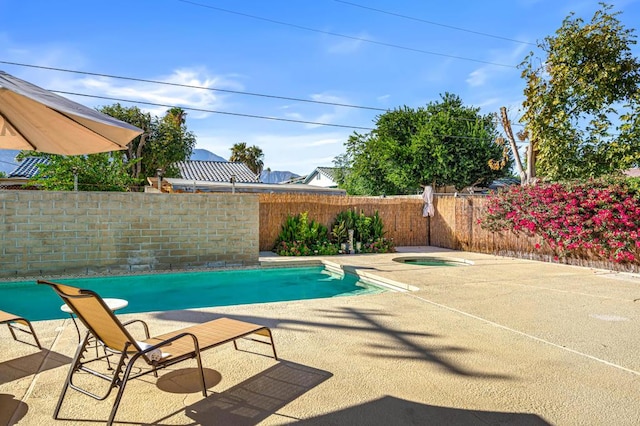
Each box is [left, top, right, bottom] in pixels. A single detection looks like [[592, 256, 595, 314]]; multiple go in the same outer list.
[[326, 32, 371, 54], [0, 38, 243, 120], [58, 67, 243, 118], [474, 97, 501, 109], [466, 43, 528, 88], [466, 69, 488, 87]]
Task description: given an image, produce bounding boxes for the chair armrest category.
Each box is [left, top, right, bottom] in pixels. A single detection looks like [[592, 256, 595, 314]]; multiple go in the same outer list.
[[122, 319, 151, 339], [143, 332, 200, 352], [133, 332, 202, 365]]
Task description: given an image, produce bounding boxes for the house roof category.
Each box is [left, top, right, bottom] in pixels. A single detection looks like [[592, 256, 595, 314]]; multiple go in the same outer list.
[[162, 178, 346, 195], [281, 175, 307, 184], [302, 167, 339, 184], [8, 157, 49, 178], [624, 168, 640, 177], [174, 160, 259, 183]]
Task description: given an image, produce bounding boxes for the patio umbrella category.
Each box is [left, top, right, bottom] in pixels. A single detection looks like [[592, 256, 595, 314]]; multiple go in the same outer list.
[[0, 70, 142, 155]]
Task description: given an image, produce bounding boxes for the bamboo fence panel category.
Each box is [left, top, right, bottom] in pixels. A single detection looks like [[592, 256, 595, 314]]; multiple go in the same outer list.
[[430, 196, 457, 249], [432, 194, 550, 253], [259, 194, 427, 251]]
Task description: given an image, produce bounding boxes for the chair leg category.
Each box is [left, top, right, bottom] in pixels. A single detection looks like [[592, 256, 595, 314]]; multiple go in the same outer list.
[[194, 350, 207, 397], [107, 355, 138, 426], [54, 334, 90, 419], [265, 329, 278, 360], [7, 323, 18, 341], [24, 320, 42, 349], [6, 319, 42, 349]]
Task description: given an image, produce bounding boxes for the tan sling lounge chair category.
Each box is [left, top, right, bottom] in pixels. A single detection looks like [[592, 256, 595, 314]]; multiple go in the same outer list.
[[0, 309, 42, 349], [38, 279, 277, 426]]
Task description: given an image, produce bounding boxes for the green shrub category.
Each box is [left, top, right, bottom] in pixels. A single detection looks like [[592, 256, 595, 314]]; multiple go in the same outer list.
[[274, 212, 332, 256], [330, 209, 394, 254], [273, 209, 394, 256]]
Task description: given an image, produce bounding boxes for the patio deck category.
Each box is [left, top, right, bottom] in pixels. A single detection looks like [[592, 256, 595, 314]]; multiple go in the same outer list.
[[1, 247, 639, 425]]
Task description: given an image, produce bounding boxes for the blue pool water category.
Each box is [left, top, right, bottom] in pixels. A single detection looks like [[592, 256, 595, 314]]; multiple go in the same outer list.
[[0, 266, 386, 321]]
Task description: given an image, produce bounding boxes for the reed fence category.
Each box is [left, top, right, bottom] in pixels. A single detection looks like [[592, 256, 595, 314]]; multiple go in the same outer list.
[[259, 194, 427, 251]]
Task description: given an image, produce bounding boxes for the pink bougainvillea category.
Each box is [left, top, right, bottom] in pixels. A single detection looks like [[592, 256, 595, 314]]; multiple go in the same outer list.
[[479, 179, 640, 264]]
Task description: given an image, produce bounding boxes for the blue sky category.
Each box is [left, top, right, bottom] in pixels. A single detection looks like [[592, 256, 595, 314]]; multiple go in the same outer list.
[[1, 0, 639, 175]]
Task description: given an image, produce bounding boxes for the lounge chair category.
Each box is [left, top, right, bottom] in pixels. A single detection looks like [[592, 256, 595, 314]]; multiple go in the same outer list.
[[37, 279, 277, 426], [0, 309, 42, 349]]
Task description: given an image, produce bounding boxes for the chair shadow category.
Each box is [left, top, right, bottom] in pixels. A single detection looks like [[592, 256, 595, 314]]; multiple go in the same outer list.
[[0, 350, 71, 385], [293, 395, 552, 425], [0, 394, 29, 425], [183, 360, 332, 426], [156, 367, 223, 394]]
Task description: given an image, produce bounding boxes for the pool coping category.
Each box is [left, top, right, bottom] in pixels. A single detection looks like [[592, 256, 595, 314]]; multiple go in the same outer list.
[[260, 257, 419, 292]]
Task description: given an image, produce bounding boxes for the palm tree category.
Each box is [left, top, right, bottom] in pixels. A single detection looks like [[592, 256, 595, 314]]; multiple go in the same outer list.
[[165, 107, 186, 127], [230, 142, 264, 175]]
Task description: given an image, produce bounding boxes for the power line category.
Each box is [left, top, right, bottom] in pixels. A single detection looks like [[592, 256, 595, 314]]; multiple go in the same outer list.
[[333, 0, 536, 46], [0, 61, 524, 132], [1, 60, 523, 128], [0, 159, 19, 167], [53, 90, 503, 142], [0, 60, 386, 112], [51, 90, 376, 131], [177, 0, 517, 68]]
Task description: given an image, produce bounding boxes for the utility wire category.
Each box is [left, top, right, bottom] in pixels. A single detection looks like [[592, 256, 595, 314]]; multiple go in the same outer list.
[[51, 90, 375, 130], [0, 60, 386, 112], [53, 90, 504, 142], [0, 62, 527, 133], [177, 0, 517, 68], [333, 0, 536, 46], [1, 60, 524, 127]]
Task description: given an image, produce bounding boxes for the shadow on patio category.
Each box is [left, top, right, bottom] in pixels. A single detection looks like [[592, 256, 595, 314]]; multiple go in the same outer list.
[[177, 361, 331, 425], [0, 394, 29, 425], [294, 395, 551, 425], [155, 305, 512, 380], [0, 350, 71, 385]]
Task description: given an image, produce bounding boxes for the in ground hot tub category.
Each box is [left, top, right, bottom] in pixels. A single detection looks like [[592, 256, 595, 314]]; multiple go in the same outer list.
[[392, 256, 472, 267]]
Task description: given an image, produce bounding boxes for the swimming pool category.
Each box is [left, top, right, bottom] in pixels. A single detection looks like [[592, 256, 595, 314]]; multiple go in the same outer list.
[[0, 266, 387, 321]]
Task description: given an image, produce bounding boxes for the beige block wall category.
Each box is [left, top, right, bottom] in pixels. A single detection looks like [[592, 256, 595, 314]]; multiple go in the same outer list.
[[0, 191, 259, 278]]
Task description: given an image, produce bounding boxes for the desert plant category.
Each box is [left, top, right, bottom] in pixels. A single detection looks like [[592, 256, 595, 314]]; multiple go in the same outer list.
[[331, 221, 348, 244], [354, 211, 372, 243], [370, 211, 385, 241], [274, 212, 331, 256], [274, 209, 394, 256]]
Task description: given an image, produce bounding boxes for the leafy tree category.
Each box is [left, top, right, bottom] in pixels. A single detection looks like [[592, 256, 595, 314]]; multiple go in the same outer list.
[[150, 107, 196, 178], [335, 93, 509, 194], [97, 104, 196, 180], [229, 142, 264, 175], [97, 104, 151, 180], [520, 3, 640, 181], [28, 152, 136, 191], [23, 104, 196, 191]]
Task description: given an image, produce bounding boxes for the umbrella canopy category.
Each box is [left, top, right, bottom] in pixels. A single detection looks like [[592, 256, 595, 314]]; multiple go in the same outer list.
[[0, 71, 142, 155]]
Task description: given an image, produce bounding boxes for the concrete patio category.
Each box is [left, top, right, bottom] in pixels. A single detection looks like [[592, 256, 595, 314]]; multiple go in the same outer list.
[[1, 247, 639, 425]]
